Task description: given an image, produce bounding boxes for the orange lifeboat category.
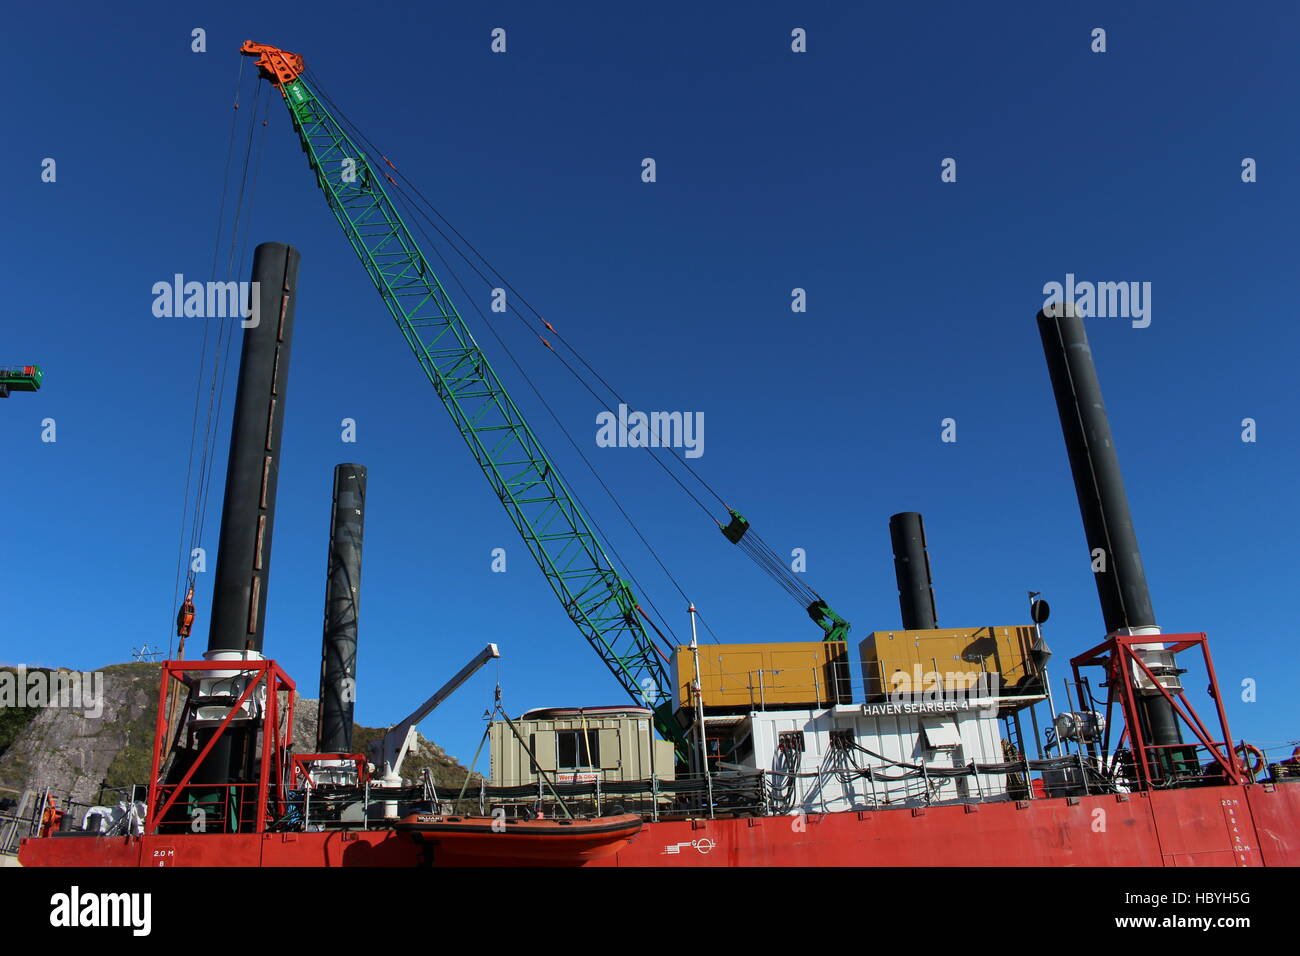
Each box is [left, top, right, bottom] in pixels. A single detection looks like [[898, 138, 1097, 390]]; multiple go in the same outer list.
[[394, 812, 642, 865]]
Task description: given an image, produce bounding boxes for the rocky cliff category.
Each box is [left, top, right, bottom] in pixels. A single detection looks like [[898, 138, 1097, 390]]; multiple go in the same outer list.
[[0, 663, 477, 809]]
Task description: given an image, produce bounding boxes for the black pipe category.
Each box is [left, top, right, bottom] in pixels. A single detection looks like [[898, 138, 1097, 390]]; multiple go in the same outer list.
[[207, 242, 300, 656], [889, 512, 938, 630], [192, 242, 301, 793], [317, 464, 367, 754], [1036, 305, 1155, 633], [1036, 303, 1182, 751]]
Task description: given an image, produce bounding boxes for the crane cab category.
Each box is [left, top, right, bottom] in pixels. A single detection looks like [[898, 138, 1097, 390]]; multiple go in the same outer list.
[[0, 365, 42, 398]]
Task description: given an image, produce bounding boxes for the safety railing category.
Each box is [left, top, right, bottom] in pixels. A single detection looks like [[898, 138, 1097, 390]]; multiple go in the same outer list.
[[469, 771, 769, 821], [0, 808, 28, 855], [762, 749, 1144, 814], [148, 782, 273, 834]]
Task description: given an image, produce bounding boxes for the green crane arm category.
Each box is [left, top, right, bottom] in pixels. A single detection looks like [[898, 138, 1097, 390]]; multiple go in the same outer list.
[[807, 600, 851, 643], [241, 42, 687, 755], [0, 365, 42, 398]]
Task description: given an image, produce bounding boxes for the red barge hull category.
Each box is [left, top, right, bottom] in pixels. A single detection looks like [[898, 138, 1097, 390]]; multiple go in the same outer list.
[[19, 783, 1300, 867]]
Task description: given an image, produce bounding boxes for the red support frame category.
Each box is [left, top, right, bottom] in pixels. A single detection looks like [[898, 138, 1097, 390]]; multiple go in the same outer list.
[[290, 753, 371, 789], [1070, 632, 1243, 791], [145, 659, 296, 835]]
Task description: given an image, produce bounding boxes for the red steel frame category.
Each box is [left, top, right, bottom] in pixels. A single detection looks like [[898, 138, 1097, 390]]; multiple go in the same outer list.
[[290, 753, 371, 789], [1070, 632, 1243, 791], [145, 659, 296, 834]]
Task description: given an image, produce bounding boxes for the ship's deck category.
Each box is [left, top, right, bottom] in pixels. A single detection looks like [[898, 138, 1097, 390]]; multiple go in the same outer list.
[[19, 782, 1300, 867]]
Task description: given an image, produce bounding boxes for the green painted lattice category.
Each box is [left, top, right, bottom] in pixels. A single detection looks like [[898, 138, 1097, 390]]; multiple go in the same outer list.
[[274, 77, 686, 754]]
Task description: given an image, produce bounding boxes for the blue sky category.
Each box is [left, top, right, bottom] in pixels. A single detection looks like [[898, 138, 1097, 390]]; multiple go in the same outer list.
[[3, 2, 1297, 768]]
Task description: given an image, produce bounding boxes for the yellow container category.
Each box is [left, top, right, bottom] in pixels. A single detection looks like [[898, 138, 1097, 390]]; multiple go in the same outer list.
[[673, 641, 851, 711], [859, 625, 1039, 700]]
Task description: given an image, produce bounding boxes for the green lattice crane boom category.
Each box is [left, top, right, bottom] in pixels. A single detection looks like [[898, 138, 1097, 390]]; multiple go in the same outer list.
[[240, 42, 689, 754]]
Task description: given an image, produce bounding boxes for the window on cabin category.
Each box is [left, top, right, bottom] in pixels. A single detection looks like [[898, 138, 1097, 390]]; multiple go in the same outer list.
[[556, 730, 600, 769]]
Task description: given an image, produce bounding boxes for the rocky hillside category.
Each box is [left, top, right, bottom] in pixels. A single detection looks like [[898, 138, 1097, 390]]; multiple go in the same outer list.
[[0, 663, 478, 809]]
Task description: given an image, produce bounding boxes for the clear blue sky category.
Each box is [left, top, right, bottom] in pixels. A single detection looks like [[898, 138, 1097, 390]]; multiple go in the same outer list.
[[3, 2, 1297, 768]]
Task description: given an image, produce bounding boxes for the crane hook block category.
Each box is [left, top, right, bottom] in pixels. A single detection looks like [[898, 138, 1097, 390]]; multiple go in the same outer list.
[[720, 509, 750, 544], [176, 588, 196, 639]]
